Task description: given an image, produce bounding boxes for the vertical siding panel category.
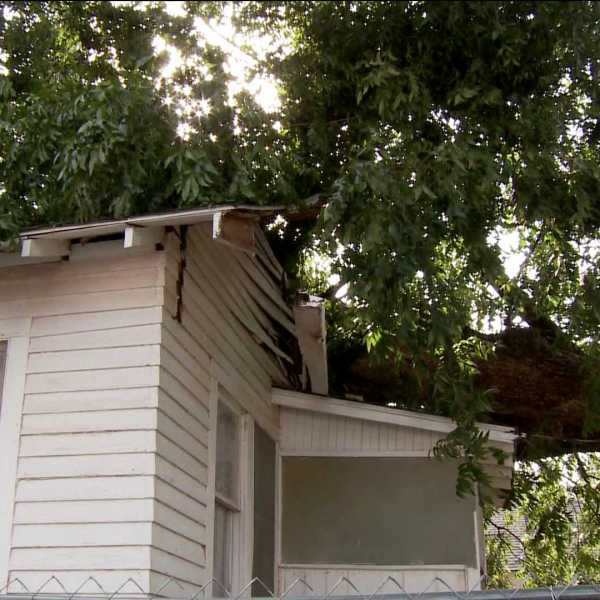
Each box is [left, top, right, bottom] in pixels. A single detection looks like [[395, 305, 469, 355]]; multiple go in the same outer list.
[[280, 408, 440, 456]]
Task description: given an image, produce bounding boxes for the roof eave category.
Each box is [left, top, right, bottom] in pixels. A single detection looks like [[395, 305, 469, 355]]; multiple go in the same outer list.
[[272, 388, 518, 444]]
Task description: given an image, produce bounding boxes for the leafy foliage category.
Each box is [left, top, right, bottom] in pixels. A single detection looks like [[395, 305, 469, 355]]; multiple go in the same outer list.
[[237, 0, 600, 478], [0, 1, 305, 238], [487, 454, 600, 586], [2, 0, 600, 575]]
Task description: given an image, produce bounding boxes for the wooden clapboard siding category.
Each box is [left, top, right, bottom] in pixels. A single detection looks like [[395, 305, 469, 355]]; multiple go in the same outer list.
[[280, 407, 443, 455], [22, 387, 159, 415], [0, 240, 166, 592], [0, 224, 297, 594], [151, 224, 296, 592], [13, 500, 154, 524]]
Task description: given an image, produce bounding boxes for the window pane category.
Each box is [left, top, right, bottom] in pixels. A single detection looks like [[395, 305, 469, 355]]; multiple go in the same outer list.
[[282, 457, 477, 566], [0, 340, 7, 416], [252, 425, 276, 595], [215, 401, 240, 504], [213, 503, 233, 596]]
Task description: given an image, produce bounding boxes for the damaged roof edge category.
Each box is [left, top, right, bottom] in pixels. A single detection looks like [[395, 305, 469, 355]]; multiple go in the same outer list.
[[18, 195, 325, 241], [19, 205, 277, 240]]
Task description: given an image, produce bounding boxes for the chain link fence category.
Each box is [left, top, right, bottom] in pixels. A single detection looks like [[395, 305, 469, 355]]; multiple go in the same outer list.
[[1, 573, 600, 600]]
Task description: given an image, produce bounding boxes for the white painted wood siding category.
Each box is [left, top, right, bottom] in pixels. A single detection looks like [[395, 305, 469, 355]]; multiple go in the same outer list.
[[0, 243, 166, 593], [279, 564, 480, 595], [280, 407, 444, 455], [0, 227, 296, 595], [152, 225, 294, 594]]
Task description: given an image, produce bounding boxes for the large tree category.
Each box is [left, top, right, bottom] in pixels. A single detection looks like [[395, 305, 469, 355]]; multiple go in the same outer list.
[[1, 1, 600, 576]]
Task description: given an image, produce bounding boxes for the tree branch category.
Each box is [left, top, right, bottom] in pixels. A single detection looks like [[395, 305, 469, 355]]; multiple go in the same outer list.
[[488, 520, 526, 552], [462, 326, 503, 343]]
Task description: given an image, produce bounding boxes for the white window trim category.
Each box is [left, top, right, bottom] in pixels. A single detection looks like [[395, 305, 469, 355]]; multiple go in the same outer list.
[[238, 414, 254, 591], [207, 379, 255, 597], [0, 317, 31, 590]]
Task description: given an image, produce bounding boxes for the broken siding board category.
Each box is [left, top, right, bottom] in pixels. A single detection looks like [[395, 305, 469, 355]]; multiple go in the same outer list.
[[186, 233, 262, 328], [190, 227, 293, 332], [229, 230, 288, 304], [233, 249, 294, 321], [182, 251, 280, 388], [231, 255, 296, 336], [188, 231, 278, 338], [152, 226, 293, 591], [165, 273, 275, 412], [186, 236, 290, 364], [175, 291, 284, 389], [172, 260, 271, 385], [255, 227, 284, 279]]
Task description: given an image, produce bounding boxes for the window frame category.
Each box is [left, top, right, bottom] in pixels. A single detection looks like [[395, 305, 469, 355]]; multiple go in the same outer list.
[[215, 399, 242, 511], [209, 386, 254, 597]]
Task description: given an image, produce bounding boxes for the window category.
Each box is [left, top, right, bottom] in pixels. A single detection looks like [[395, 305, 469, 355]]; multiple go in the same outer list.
[[281, 457, 478, 567], [216, 401, 240, 505], [0, 340, 7, 416], [213, 400, 241, 596]]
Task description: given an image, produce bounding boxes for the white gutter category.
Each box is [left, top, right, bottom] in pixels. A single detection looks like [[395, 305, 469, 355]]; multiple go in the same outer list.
[[19, 205, 284, 241]]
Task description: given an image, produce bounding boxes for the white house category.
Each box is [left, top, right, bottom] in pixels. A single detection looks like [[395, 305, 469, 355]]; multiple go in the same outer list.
[[0, 207, 516, 597]]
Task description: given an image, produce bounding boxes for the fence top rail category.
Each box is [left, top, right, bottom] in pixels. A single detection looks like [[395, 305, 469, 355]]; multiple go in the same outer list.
[[1, 585, 600, 600]]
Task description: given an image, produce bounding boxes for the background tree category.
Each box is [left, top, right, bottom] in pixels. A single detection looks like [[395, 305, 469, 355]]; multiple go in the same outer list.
[[487, 454, 600, 586], [1, 0, 600, 583]]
